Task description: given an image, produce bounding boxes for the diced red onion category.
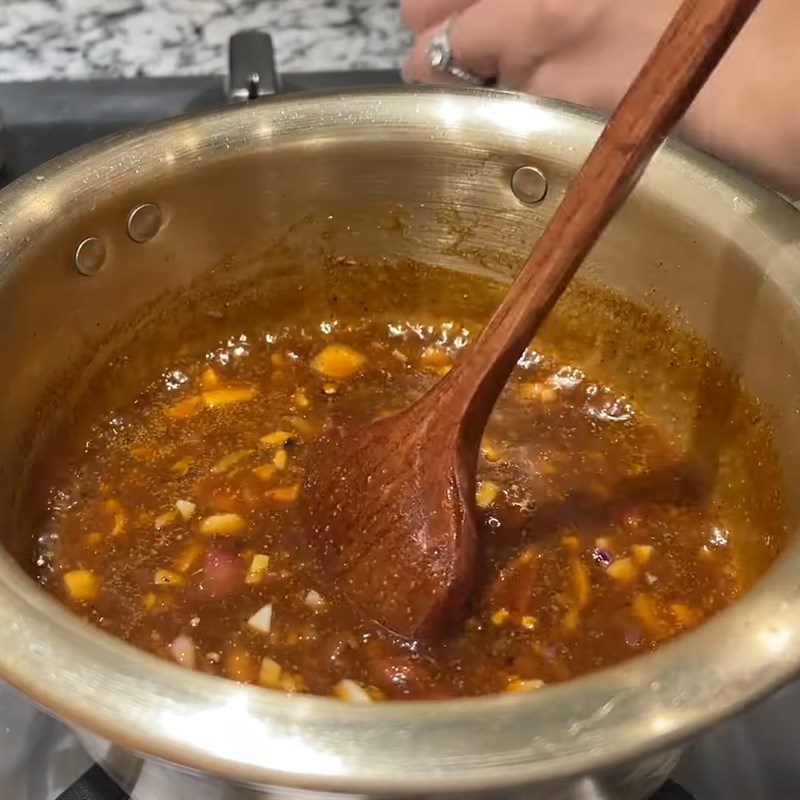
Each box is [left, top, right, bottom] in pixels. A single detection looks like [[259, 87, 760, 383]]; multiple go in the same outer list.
[[200, 548, 244, 598], [624, 625, 643, 648], [170, 634, 196, 669], [593, 547, 614, 566]]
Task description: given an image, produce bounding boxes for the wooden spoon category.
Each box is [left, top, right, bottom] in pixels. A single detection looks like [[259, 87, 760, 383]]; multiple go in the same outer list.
[[305, 0, 760, 638]]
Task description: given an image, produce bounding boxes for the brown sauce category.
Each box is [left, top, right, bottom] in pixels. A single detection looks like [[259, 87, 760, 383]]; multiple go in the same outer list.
[[32, 262, 783, 701]]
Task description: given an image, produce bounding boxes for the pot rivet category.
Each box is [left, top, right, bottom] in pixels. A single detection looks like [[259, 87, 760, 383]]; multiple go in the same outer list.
[[511, 166, 547, 204], [74, 237, 107, 276], [127, 203, 163, 243]]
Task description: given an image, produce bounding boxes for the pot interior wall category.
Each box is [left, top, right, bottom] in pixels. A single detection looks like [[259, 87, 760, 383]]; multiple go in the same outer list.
[[0, 94, 797, 585]]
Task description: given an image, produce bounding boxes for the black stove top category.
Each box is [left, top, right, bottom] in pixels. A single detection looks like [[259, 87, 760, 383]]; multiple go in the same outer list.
[[54, 765, 697, 800], [0, 68, 400, 189], [0, 32, 797, 800]]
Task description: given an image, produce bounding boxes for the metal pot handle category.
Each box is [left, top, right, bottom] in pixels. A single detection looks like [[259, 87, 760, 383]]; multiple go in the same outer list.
[[228, 30, 280, 102]]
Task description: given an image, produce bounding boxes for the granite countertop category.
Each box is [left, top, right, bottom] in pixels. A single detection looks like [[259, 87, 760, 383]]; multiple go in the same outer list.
[[0, 0, 410, 81]]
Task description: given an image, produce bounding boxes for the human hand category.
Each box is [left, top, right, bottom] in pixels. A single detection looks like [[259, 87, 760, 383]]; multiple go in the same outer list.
[[400, 0, 800, 196], [401, 0, 678, 110]]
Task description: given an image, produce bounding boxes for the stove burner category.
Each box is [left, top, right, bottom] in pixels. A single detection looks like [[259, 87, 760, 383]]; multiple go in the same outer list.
[[55, 763, 696, 800]]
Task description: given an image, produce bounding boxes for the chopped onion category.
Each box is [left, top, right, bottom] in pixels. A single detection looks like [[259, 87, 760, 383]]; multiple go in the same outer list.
[[170, 634, 196, 669], [175, 499, 196, 521], [247, 603, 273, 633], [304, 589, 324, 608]]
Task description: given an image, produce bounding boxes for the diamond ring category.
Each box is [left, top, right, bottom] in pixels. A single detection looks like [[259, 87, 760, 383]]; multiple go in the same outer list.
[[425, 23, 485, 86]]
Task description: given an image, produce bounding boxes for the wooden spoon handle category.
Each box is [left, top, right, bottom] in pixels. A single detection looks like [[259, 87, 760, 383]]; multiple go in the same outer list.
[[443, 0, 760, 435]]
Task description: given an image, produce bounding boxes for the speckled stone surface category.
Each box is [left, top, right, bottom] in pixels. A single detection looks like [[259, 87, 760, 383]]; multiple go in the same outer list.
[[0, 0, 410, 81]]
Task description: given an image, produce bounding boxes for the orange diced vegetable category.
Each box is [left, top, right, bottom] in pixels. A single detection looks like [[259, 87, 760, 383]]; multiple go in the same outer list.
[[560, 534, 580, 552], [632, 544, 654, 565], [200, 366, 221, 390], [201, 386, 257, 408], [491, 608, 509, 626], [154, 568, 185, 587], [199, 513, 248, 536], [175, 541, 203, 573], [154, 509, 178, 530], [506, 677, 545, 692], [142, 591, 158, 610], [142, 591, 172, 612], [252, 463, 277, 481], [311, 344, 366, 380], [633, 593, 670, 638], [292, 390, 310, 409], [571, 558, 591, 606], [606, 556, 637, 582], [165, 395, 203, 419], [224, 645, 259, 683], [520, 615, 537, 630], [475, 480, 499, 508], [595, 536, 614, 551], [480, 439, 502, 463], [63, 569, 100, 602], [105, 499, 126, 536], [86, 532, 103, 547], [273, 448, 288, 471], [171, 455, 195, 475], [260, 430, 295, 447], [208, 490, 240, 513], [563, 606, 581, 632], [287, 415, 315, 436], [333, 679, 373, 703], [258, 657, 283, 688], [245, 553, 271, 585], [420, 346, 452, 369], [264, 485, 300, 505], [671, 603, 702, 627], [211, 449, 252, 474], [518, 381, 557, 403]]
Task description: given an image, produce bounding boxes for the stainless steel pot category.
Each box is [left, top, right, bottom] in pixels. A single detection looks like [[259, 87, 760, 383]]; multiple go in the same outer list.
[[0, 87, 798, 800]]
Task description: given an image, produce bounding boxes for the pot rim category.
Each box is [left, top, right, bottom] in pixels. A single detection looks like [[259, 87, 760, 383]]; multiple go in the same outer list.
[[1, 86, 798, 794]]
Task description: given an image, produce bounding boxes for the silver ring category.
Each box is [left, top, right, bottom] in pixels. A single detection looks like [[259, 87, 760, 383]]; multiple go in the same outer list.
[[425, 22, 485, 86]]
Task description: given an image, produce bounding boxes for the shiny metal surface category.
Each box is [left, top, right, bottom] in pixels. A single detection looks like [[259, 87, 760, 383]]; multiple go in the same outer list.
[[0, 87, 798, 798]]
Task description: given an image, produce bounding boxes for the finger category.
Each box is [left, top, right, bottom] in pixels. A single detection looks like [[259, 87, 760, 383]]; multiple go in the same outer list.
[[402, 3, 505, 86], [401, 0, 477, 35], [402, 0, 596, 89]]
